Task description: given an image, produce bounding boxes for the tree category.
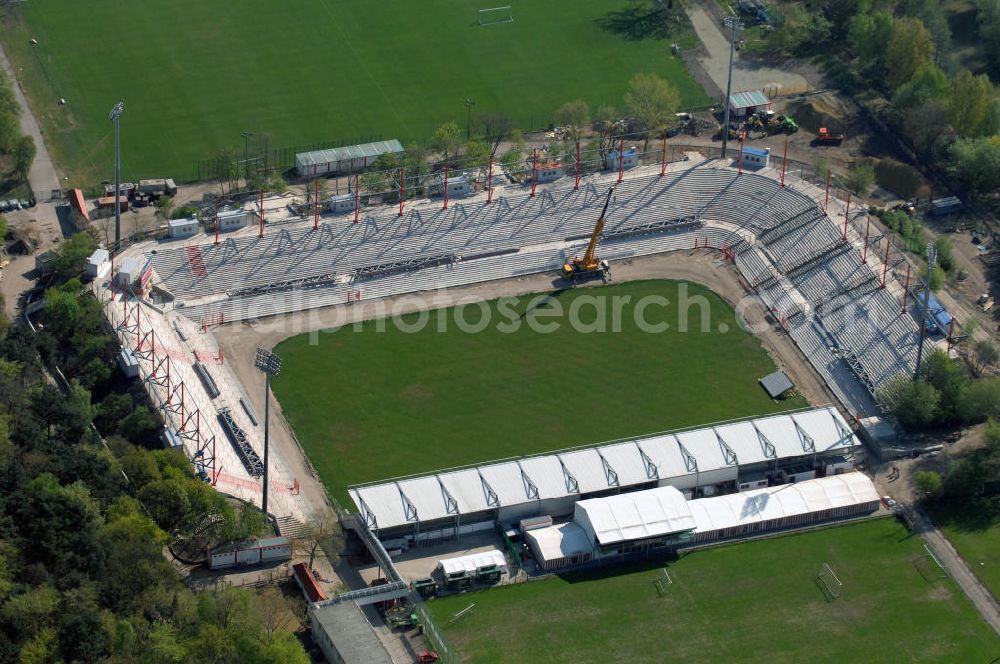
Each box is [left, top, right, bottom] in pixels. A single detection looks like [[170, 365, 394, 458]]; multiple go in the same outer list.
[[848, 11, 894, 72], [593, 104, 624, 158], [13, 135, 34, 183], [948, 70, 994, 138], [51, 232, 97, 280], [914, 470, 942, 497], [878, 375, 940, 430], [950, 137, 1000, 196], [430, 121, 463, 162], [464, 139, 490, 171], [979, 0, 1000, 73], [297, 514, 338, 571], [120, 406, 158, 443], [624, 73, 680, 150], [974, 340, 1000, 375], [920, 350, 968, 424], [960, 376, 1000, 422], [480, 112, 516, 157], [839, 160, 875, 195], [892, 63, 949, 111], [499, 146, 525, 181], [555, 100, 590, 143], [137, 479, 191, 532], [884, 17, 934, 89]]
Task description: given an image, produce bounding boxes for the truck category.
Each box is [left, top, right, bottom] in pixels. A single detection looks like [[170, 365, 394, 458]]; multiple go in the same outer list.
[[138, 178, 178, 198], [815, 127, 846, 145]]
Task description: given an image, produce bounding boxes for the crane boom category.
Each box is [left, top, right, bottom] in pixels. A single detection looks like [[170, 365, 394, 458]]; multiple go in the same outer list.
[[583, 187, 614, 267]]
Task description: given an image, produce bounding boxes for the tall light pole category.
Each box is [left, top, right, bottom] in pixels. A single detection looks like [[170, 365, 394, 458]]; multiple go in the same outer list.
[[914, 241, 937, 379], [720, 16, 743, 160], [241, 131, 254, 189], [465, 98, 476, 140], [108, 101, 124, 252], [255, 347, 282, 519]]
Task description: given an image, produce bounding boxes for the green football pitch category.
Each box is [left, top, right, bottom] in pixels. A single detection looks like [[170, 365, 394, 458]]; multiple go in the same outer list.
[[270, 281, 807, 507], [2, 0, 710, 185], [428, 519, 1000, 663]]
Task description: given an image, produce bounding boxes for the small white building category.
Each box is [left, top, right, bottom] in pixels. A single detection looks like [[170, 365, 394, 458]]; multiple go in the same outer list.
[[167, 217, 199, 239], [115, 255, 144, 289], [740, 146, 770, 170], [436, 549, 508, 579], [327, 194, 355, 213], [86, 248, 110, 279], [535, 162, 564, 183], [429, 174, 472, 199], [117, 347, 140, 378], [606, 147, 639, 171], [216, 209, 252, 232], [296, 139, 404, 178]]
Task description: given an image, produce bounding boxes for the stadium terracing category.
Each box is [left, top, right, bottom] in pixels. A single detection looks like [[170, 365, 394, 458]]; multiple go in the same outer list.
[[142, 154, 931, 421]]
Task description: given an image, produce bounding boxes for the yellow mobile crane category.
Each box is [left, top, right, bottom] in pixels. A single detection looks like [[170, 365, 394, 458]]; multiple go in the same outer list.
[[562, 187, 614, 282]]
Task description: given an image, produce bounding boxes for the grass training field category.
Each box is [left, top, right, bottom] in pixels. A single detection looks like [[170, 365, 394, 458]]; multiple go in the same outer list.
[[428, 519, 1000, 663], [929, 499, 1000, 600], [2, 0, 710, 185], [271, 280, 806, 506]]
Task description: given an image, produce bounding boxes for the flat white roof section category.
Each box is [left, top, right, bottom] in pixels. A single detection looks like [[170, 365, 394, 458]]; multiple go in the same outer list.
[[526, 522, 591, 563], [576, 486, 696, 545], [437, 548, 507, 576], [349, 408, 862, 531]]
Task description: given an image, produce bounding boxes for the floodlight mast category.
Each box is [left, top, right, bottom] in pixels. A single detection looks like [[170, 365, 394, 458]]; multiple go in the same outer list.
[[720, 17, 743, 160], [108, 101, 124, 252], [914, 242, 937, 379], [254, 348, 282, 519]]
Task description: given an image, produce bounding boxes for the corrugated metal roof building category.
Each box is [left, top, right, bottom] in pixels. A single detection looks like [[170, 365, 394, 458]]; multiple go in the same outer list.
[[349, 407, 861, 543], [295, 140, 404, 177], [728, 90, 772, 118]]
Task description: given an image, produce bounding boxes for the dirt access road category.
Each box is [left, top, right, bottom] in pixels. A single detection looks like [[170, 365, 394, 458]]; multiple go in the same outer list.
[[215, 250, 842, 525], [685, 0, 809, 97]]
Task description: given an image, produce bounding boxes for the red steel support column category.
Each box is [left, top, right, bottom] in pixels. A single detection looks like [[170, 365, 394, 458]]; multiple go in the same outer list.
[[214, 202, 220, 245], [824, 171, 831, 214], [258, 190, 264, 238], [398, 168, 405, 217], [902, 263, 911, 313], [780, 139, 787, 187], [881, 241, 890, 288], [487, 156, 494, 204], [617, 138, 624, 183], [660, 129, 667, 177], [530, 149, 537, 197], [575, 140, 580, 190], [180, 383, 185, 431], [443, 160, 449, 210], [842, 193, 851, 240], [314, 179, 319, 230], [738, 130, 745, 176], [166, 361, 171, 404], [353, 174, 360, 223], [861, 215, 871, 264]]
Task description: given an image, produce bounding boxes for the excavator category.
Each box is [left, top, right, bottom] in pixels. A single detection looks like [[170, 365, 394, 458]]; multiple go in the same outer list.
[[562, 186, 613, 283]]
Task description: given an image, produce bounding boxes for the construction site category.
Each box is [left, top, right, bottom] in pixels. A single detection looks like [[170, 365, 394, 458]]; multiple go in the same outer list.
[[97, 142, 965, 661]]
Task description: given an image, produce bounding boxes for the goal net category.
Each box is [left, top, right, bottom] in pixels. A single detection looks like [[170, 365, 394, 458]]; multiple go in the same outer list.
[[913, 544, 948, 582], [479, 6, 513, 26], [654, 568, 673, 597], [817, 562, 842, 600]]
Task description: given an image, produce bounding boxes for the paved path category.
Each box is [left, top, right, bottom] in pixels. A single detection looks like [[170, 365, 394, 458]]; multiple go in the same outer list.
[[0, 42, 67, 317], [909, 505, 1000, 637], [686, 1, 808, 96]]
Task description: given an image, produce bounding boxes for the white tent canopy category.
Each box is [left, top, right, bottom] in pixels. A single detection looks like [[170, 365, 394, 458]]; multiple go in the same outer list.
[[437, 549, 507, 576], [575, 486, 696, 545], [687, 473, 879, 533]]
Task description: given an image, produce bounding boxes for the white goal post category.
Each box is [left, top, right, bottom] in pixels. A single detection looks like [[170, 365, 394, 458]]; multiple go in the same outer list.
[[817, 562, 842, 599], [654, 568, 673, 597], [479, 6, 513, 26]]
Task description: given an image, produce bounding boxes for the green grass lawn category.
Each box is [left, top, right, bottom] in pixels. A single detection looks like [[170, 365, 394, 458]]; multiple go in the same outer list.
[[428, 519, 1000, 663], [271, 280, 806, 506], [2, 0, 710, 185], [928, 498, 1000, 600]]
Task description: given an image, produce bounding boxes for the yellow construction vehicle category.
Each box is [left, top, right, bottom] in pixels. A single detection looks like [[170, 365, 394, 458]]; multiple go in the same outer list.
[[562, 187, 613, 282]]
